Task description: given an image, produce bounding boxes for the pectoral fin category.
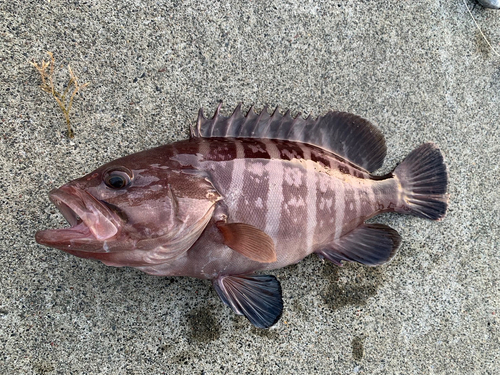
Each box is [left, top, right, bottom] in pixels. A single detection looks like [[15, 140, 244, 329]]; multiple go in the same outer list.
[[217, 222, 277, 263], [212, 274, 283, 328], [316, 224, 401, 266]]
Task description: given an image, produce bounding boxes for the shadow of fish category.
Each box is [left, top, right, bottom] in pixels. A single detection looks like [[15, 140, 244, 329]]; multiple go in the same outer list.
[[36, 104, 449, 328]]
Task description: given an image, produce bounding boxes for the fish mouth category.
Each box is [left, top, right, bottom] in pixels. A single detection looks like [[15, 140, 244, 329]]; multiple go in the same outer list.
[[35, 185, 120, 252]]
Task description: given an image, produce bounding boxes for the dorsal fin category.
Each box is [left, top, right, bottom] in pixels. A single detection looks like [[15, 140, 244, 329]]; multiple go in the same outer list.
[[191, 103, 387, 172]]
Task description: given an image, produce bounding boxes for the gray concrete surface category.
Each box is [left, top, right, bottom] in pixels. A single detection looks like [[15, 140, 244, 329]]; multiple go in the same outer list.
[[1, 0, 499, 374]]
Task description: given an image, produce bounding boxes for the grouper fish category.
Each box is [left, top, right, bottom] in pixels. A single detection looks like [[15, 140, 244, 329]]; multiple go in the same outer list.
[[36, 104, 449, 328]]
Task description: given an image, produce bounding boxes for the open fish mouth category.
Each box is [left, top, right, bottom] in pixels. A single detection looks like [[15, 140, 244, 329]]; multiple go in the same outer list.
[[35, 185, 119, 251]]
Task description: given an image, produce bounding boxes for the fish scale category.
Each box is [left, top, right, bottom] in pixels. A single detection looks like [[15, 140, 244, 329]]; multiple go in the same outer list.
[[36, 105, 448, 329]]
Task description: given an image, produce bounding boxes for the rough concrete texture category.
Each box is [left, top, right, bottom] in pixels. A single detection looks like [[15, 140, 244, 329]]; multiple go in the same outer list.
[[1, 0, 499, 374]]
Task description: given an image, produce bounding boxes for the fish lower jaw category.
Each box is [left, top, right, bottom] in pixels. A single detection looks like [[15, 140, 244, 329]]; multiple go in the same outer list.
[[35, 222, 95, 247]]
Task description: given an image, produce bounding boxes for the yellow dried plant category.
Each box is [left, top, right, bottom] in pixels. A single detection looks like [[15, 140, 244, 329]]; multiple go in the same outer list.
[[32, 52, 89, 138]]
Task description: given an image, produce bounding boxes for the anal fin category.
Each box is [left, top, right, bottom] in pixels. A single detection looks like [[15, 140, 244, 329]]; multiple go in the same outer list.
[[317, 224, 401, 266], [212, 274, 283, 328], [217, 222, 277, 263]]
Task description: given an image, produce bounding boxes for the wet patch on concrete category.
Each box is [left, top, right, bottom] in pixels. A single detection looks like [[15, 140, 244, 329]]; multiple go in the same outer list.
[[351, 336, 365, 361], [186, 305, 221, 342], [321, 262, 386, 310], [170, 351, 193, 366], [158, 344, 172, 354], [250, 326, 280, 339], [230, 314, 249, 331], [475, 28, 494, 59], [290, 298, 307, 318], [33, 361, 55, 374]]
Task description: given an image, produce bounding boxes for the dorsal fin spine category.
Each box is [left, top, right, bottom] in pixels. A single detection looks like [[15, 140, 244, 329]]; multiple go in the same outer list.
[[210, 103, 220, 137], [213, 102, 222, 119], [192, 108, 203, 137], [289, 112, 303, 138], [247, 105, 258, 136], [259, 105, 272, 135]]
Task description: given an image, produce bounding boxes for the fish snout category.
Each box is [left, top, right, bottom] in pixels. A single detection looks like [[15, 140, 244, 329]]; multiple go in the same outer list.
[[36, 185, 121, 249]]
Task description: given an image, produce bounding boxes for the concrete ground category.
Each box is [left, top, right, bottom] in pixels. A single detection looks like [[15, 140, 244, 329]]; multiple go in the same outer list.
[[1, 0, 499, 374]]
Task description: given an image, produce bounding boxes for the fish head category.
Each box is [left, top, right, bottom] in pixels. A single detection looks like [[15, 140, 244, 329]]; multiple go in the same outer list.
[[35, 148, 220, 267]]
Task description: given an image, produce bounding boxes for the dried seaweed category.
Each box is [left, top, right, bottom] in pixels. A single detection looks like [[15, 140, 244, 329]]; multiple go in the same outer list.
[[32, 52, 89, 138]]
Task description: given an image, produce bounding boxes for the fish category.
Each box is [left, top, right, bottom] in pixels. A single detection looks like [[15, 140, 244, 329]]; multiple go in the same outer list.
[[35, 104, 449, 328]]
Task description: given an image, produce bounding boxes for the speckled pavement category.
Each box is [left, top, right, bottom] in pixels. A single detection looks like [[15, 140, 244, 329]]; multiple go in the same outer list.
[[1, 1, 499, 374]]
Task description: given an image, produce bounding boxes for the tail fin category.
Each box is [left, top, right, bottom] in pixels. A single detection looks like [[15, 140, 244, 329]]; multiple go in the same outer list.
[[393, 143, 449, 221]]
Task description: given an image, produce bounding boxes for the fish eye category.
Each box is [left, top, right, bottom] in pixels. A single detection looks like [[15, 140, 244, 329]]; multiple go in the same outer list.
[[103, 167, 133, 189]]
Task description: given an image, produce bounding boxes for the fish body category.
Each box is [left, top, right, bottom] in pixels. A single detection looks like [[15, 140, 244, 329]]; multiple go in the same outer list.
[[36, 105, 449, 328], [134, 137, 399, 279]]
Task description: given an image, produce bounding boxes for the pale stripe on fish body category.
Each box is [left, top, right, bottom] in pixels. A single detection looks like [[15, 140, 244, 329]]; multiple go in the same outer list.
[[227, 139, 245, 208], [262, 140, 284, 241], [305, 155, 317, 254]]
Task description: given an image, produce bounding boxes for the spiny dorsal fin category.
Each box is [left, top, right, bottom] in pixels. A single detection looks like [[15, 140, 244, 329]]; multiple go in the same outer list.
[[191, 103, 387, 172]]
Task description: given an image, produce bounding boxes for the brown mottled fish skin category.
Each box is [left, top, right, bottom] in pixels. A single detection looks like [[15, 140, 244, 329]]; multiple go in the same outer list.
[[135, 137, 398, 278], [35, 105, 449, 328]]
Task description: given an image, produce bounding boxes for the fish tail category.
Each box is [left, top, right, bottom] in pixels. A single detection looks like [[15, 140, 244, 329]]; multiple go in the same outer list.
[[393, 143, 449, 221]]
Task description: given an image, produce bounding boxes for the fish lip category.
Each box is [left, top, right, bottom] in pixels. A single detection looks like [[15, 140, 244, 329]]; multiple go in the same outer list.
[[48, 189, 81, 227], [35, 185, 120, 250]]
